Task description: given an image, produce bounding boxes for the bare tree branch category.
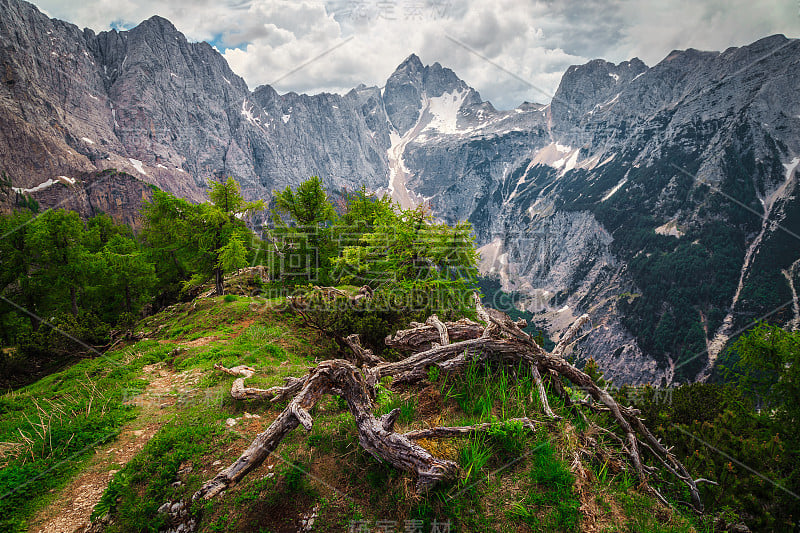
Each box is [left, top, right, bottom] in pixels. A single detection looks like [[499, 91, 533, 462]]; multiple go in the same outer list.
[[198, 289, 704, 512]]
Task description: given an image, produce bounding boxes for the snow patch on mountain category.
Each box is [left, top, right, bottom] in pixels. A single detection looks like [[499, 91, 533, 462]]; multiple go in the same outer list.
[[387, 130, 422, 209], [241, 100, 267, 133], [529, 143, 574, 169], [12, 176, 75, 194], [561, 148, 581, 174], [13, 179, 56, 193], [601, 177, 627, 202], [426, 89, 467, 134], [477, 238, 511, 287], [128, 158, 146, 175], [783, 156, 799, 182]]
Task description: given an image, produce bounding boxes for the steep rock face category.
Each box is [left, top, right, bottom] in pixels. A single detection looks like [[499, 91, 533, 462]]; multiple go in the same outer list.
[[0, 0, 101, 183], [550, 57, 648, 129], [382, 53, 481, 136], [2, 0, 799, 384], [247, 86, 387, 192], [461, 36, 800, 383], [92, 15, 252, 199], [8, 170, 154, 229], [383, 36, 800, 383], [0, 0, 389, 204], [383, 54, 426, 136]]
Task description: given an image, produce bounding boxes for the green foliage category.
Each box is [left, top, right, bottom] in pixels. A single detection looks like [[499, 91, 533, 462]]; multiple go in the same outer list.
[[0, 209, 158, 382], [516, 442, 580, 531], [217, 233, 248, 275], [142, 177, 263, 297], [573, 145, 760, 380], [98, 234, 157, 315], [264, 179, 479, 310], [443, 360, 539, 422], [15, 193, 39, 212], [95, 409, 227, 532], [374, 384, 416, 425], [140, 189, 197, 302], [624, 361, 799, 531], [24, 209, 91, 316], [263, 182, 477, 352], [0, 170, 11, 193], [616, 221, 744, 379], [263, 179, 480, 353], [458, 433, 494, 491], [292, 285, 471, 354], [731, 322, 800, 426], [265, 176, 337, 285], [486, 419, 527, 456], [281, 459, 316, 495], [272, 176, 335, 227], [0, 177, 260, 381], [209, 177, 250, 214], [582, 358, 608, 389], [332, 201, 478, 290]]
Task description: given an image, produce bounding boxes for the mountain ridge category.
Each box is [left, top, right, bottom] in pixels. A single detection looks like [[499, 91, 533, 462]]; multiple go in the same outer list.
[[2, 0, 799, 384]]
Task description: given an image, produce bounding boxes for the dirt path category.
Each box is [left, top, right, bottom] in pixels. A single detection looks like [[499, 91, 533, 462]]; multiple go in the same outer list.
[[28, 363, 191, 533]]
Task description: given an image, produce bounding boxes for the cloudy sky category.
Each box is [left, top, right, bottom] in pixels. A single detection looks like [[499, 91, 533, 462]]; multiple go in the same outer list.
[[31, 0, 800, 109]]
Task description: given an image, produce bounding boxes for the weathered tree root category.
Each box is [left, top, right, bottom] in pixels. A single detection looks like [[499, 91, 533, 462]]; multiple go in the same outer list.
[[212, 363, 306, 402], [385, 317, 484, 352], [404, 418, 543, 440], [196, 359, 458, 500], [200, 291, 705, 512]]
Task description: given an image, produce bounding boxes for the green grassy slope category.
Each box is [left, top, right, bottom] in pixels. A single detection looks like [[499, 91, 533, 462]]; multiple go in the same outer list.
[[2, 291, 707, 533]]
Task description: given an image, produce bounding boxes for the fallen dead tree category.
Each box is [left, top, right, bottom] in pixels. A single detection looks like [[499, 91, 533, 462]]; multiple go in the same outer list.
[[195, 290, 705, 512]]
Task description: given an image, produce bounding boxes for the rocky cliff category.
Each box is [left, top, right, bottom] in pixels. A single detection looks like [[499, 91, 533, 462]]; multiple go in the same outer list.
[[0, 0, 388, 202], [2, 0, 799, 384]]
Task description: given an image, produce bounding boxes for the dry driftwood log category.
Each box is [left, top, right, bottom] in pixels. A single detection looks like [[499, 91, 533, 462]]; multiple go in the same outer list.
[[197, 290, 704, 512], [385, 317, 483, 352]]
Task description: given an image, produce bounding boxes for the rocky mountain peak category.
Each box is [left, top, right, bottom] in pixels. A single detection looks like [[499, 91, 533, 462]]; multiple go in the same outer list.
[[423, 60, 475, 98], [383, 54, 479, 135], [383, 54, 426, 134], [396, 53, 424, 73], [550, 57, 648, 123], [136, 14, 179, 33]]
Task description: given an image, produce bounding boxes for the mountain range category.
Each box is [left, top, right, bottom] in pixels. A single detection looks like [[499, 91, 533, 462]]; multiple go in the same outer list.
[[1, 0, 799, 384]]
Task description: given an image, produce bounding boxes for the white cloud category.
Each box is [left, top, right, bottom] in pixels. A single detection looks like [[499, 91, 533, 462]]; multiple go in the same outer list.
[[29, 0, 800, 109], [219, 0, 588, 108], [614, 0, 800, 65]]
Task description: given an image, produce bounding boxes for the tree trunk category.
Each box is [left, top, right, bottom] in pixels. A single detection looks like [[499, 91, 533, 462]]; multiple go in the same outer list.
[[124, 284, 132, 313], [195, 360, 458, 500], [70, 286, 78, 317], [214, 267, 224, 296], [170, 251, 186, 279]]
